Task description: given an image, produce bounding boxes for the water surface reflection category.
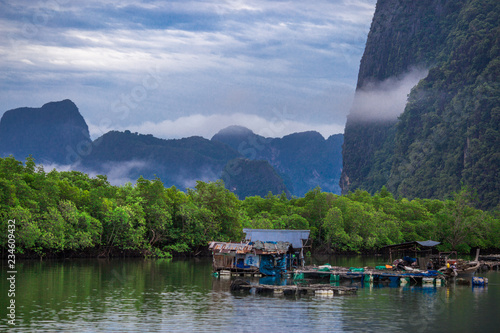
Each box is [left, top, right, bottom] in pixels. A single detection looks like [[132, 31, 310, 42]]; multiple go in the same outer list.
[[0, 257, 498, 332]]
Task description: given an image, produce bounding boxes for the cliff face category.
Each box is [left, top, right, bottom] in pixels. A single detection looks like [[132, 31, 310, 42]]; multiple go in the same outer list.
[[342, 0, 461, 195], [355, 0, 462, 89], [342, 0, 499, 208], [0, 100, 91, 164]]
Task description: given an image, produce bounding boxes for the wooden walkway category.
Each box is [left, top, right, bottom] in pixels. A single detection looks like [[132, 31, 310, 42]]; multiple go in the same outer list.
[[479, 261, 500, 271], [231, 279, 357, 296]]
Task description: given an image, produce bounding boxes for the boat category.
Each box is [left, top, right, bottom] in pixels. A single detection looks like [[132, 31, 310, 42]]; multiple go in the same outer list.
[[439, 259, 481, 278], [437, 249, 481, 278]]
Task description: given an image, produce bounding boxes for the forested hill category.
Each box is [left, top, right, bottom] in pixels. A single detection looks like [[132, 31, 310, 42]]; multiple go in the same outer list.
[[341, 0, 499, 209], [81, 130, 290, 199], [0, 100, 345, 198], [212, 125, 344, 196]]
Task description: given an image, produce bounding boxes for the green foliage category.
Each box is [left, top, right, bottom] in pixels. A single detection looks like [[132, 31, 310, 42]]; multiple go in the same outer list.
[[187, 180, 243, 242], [135, 176, 173, 246], [434, 189, 488, 250], [10, 205, 40, 253], [0, 157, 498, 257]]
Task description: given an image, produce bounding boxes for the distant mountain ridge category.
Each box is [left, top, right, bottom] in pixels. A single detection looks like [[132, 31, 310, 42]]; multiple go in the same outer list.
[[0, 100, 344, 198], [222, 158, 290, 199], [212, 125, 344, 196], [81, 130, 241, 190]]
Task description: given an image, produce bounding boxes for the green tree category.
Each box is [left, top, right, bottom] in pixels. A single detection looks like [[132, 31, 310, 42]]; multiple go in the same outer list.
[[135, 177, 173, 246], [279, 214, 309, 230], [188, 180, 243, 241], [435, 189, 486, 252], [9, 205, 41, 253], [58, 200, 102, 250], [322, 207, 350, 251], [39, 207, 66, 251]]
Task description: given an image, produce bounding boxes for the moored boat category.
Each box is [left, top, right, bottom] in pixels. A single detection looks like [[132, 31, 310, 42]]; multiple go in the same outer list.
[[439, 259, 480, 278]]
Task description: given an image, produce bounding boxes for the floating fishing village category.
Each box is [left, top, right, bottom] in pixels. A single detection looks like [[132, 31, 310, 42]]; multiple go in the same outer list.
[[210, 229, 498, 297]]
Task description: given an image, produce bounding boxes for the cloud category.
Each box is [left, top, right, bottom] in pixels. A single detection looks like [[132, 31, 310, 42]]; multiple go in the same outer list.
[[348, 67, 429, 122], [40, 160, 147, 186], [88, 112, 345, 140], [173, 167, 220, 190], [39, 156, 222, 188]]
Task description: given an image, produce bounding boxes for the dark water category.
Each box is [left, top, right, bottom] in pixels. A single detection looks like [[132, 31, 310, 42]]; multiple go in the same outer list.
[[1, 256, 499, 332]]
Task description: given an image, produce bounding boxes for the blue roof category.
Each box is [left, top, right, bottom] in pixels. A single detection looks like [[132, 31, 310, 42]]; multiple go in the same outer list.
[[416, 240, 440, 247], [382, 240, 441, 249], [243, 229, 310, 249]]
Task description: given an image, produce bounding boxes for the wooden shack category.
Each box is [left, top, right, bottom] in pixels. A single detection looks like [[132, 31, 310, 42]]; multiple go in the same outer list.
[[243, 229, 311, 269], [209, 229, 311, 276], [382, 240, 440, 269]]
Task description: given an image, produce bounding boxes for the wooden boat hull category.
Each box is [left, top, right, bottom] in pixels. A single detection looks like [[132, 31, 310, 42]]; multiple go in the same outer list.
[[456, 262, 480, 276], [439, 262, 480, 278]]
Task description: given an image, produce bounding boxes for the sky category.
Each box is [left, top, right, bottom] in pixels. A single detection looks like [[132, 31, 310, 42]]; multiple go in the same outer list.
[[0, 0, 377, 140]]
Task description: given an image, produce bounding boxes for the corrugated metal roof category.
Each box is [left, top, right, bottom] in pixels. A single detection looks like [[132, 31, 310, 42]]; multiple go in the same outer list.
[[208, 242, 252, 254], [208, 241, 290, 255], [382, 240, 441, 249], [416, 240, 440, 247], [242, 229, 310, 249]]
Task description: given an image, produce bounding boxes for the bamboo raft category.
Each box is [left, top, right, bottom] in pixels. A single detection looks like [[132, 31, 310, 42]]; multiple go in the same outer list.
[[230, 279, 357, 296]]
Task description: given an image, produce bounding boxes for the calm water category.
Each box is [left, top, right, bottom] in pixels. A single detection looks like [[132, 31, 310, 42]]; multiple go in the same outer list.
[[1, 256, 499, 332]]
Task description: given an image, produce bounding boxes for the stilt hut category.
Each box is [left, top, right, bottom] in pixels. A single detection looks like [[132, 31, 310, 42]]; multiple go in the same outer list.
[[208, 240, 291, 276], [209, 229, 310, 276], [243, 229, 311, 270], [382, 240, 440, 269]]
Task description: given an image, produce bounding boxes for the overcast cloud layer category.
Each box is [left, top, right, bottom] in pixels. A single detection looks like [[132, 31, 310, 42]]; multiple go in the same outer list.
[[0, 0, 376, 139]]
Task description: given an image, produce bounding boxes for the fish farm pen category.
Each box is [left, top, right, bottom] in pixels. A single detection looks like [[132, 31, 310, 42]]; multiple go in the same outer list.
[[293, 266, 448, 286], [230, 279, 358, 296], [478, 255, 500, 271], [212, 231, 493, 297]]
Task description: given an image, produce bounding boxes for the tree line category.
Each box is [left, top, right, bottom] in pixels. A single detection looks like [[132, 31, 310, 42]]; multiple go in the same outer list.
[[1, 156, 498, 258]]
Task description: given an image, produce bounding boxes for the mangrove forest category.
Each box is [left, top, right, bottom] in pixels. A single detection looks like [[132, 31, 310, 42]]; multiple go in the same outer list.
[[1, 156, 499, 258]]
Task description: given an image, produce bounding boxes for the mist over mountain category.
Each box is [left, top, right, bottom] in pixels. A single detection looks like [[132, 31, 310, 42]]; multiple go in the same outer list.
[[0, 100, 343, 197], [79, 130, 240, 188], [0, 100, 91, 164], [342, 0, 499, 209]]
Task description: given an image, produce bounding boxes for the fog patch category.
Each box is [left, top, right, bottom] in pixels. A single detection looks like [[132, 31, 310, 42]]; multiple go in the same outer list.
[[88, 160, 148, 186], [349, 67, 429, 122], [39, 160, 148, 186], [174, 167, 220, 190], [37, 160, 229, 190]]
